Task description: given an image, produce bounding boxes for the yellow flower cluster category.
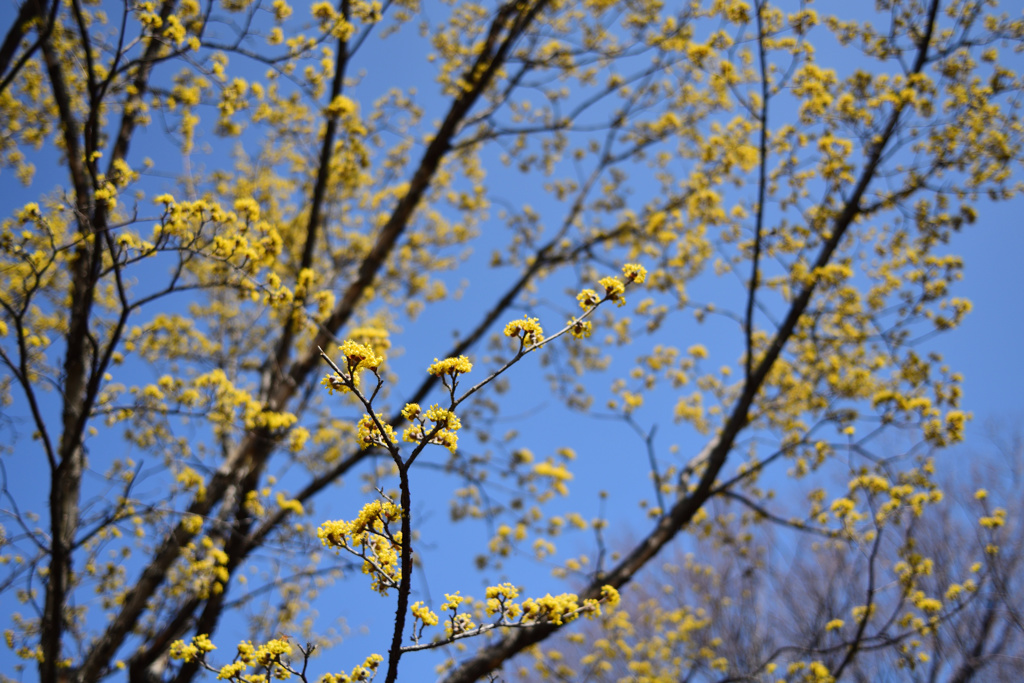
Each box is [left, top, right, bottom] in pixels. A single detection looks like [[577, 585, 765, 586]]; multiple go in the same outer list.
[[485, 582, 522, 618], [504, 316, 545, 346], [622, 263, 647, 283], [349, 325, 391, 356], [576, 288, 601, 309], [523, 593, 582, 625], [321, 654, 385, 683], [322, 341, 386, 396], [441, 591, 467, 611], [411, 600, 439, 626], [427, 355, 473, 377], [356, 413, 396, 449], [340, 340, 383, 372], [168, 537, 231, 600], [233, 197, 261, 223], [326, 94, 357, 119], [150, 195, 284, 271], [182, 514, 203, 534], [425, 404, 460, 431], [318, 500, 403, 594], [598, 276, 626, 306], [202, 637, 296, 680], [533, 460, 573, 496], [575, 264, 646, 315], [318, 500, 401, 548], [244, 637, 293, 667], [600, 584, 621, 607], [321, 373, 347, 395], [402, 404, 462, 453], [415, 584, 620, 641], [271, 0, 291, 20], [568, 318, 593, 338], [979, 507, 1006, 529], [16, 202, 41, 222], [829, 497, 860, 521], [275, 492, 305, 516], [168, 633, 216, 662], [175, 466, 206, 501], [447, 612, 477, 637]]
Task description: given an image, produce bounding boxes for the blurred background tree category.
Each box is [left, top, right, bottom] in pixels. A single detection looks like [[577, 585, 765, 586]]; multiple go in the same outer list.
[[552, 427, 1024, 682]]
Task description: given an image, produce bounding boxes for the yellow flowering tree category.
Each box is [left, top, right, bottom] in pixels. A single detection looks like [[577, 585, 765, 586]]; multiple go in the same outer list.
[[558, 432, 1024, 682], [0, 0, 1022, 681]]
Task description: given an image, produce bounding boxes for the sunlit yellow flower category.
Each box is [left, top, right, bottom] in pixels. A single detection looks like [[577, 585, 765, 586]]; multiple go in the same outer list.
[[504, 316, 544, 346]]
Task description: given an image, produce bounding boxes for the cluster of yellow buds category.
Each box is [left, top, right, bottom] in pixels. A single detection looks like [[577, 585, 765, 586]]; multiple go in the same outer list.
[[318, 500, 403, 594], [401, 403, 462, 453]]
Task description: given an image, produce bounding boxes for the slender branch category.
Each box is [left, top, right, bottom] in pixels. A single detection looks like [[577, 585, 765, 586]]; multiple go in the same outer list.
[[717, 489, 837, 539], [266, 0, 352, 397], [831, 523, 885, 678], [36, 0, 99, 673], [382, 461, 413, 683], [744, 0, 770, 386], [0, 0, 59, 96]]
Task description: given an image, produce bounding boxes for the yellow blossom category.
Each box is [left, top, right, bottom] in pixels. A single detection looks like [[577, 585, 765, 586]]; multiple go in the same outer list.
[[598, 276, 626, 306], [504, 316, 544, 346], [427, 355, 473, 377], [356, 413, 396, 449], [577, 288, 601, 309], [569, 319, 593, 338], [622, 263, 647, 283], [412, 601, 439, 626], [339, 340, 383, 372]]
